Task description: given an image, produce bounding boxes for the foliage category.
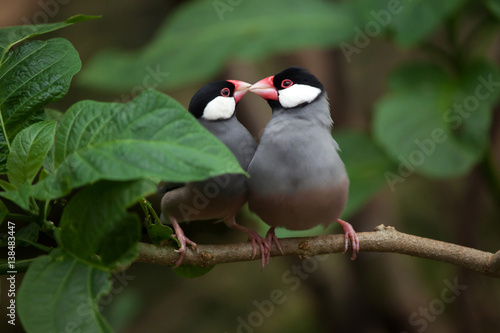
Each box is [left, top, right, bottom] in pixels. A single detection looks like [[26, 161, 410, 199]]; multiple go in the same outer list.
[[375, 61, 500, 178], [78, 0, 359, 91], [0, 16, 245, 332], [18, 249, 114, 333]]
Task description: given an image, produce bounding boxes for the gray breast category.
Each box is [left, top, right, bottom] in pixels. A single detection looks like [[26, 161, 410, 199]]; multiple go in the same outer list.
[[248, 98, 347, 195], [247, 95, 349, 229]]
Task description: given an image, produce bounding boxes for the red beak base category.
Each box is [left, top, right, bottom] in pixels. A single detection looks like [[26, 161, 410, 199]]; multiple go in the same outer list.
[[227, 80, 251, 103], [249, 76, 278, 101]]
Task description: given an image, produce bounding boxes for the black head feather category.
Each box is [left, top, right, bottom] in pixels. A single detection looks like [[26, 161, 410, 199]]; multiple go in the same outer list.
[[273, 67, 324, 92], [188, 81, 236, 119]]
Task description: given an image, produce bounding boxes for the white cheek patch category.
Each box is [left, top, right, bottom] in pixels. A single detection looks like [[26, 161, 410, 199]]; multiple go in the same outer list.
[[202, 96, 236, 120], [278, 84, 322, 108]]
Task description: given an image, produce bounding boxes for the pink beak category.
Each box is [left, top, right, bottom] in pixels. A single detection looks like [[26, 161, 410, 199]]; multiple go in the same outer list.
[[227, 80, 251, 103], [249, 76, 278, 100]]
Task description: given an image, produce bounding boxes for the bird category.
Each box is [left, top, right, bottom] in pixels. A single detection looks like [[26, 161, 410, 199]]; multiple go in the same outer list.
[[247, 67, 360, 264], [161, 80, 269, 268]]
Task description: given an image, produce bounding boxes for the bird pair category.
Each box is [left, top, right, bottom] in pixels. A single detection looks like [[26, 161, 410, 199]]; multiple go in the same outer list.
[[161, 67, 360, 269]]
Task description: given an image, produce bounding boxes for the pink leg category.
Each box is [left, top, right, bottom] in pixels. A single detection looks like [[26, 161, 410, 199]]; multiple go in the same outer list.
[[264, 227, 284, 266], [170, 216, 197, 268], [226, 219, 269, 271], [336, 219, 359, 260]]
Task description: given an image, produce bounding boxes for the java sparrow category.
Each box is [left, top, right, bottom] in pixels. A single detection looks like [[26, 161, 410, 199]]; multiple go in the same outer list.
[[247, 67, 360, 263], [161, 80, 269, 268]]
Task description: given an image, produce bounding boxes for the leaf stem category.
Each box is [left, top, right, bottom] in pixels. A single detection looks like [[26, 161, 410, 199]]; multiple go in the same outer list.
[[140, 197, 164, 225], [37, 200, 54, 232], [0, 106, 11, 152], [29, 196, 39, 215], [139, 198, 151, 224], [143, 198, 161, 222], [0, 258, 36, 275], [21, 240, 52, 252]]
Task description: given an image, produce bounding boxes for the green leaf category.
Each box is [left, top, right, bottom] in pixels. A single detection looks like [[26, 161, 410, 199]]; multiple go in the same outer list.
[[0, 182, 33, 212], [172, 265, 214, 278], [44, 108, 65, 123], [78, 0, 370, 91], [15, 223, 40, 246], [0, 15, 99, 62], [140, 198, 176, 246], [7, 121, 56, 188], [112, 243, 140, 269], [39, 168, 50, 182], [0, 223, 39, 247], [41, 113, 60, 174], [18, 250, 113, 333], [0, 179, 15, 191], [146, 216, 175, 246], [374, 61, 500, 178], [59, 180, 156, 269], [0, 38, 81, 172], [33, 89, 245, 200], [390, 0, 467, 47], [0, 200, 8, 225]]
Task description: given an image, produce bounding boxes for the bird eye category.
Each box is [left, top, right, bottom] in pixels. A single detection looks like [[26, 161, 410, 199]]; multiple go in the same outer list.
[[221, 87, 231, 97], [281, 79, 293, 88]]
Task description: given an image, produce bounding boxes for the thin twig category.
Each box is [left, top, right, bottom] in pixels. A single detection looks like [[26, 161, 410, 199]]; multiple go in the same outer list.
[[135, 225, 500, 278]]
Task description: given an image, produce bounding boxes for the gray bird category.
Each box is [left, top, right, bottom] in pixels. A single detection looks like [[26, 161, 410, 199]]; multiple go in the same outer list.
[[161, 80, 268, 268], [247, 67, 360, 263]]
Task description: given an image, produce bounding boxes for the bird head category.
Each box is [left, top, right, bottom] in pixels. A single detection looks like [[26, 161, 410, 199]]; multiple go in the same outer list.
[[249, 67, 324, 109], [188, 80, 251, 120]]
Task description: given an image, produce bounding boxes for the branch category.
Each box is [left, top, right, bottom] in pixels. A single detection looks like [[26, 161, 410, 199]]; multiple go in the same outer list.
[[135, 225, 500, 278]]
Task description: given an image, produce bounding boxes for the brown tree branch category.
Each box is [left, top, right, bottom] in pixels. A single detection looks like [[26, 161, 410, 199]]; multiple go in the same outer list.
[[135, 224, 500, 278]]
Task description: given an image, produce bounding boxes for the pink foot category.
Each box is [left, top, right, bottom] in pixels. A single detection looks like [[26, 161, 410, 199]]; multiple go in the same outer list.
[[227, 221, 269, 271], [246, 229, 269, 271], [170, 217, 197, 268], [264, 227, 284, 266], [336, 219, 359, 260]]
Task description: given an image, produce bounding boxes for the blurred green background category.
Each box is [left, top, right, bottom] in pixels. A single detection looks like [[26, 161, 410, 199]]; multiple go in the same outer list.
[[1, 0, 500, 332]]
